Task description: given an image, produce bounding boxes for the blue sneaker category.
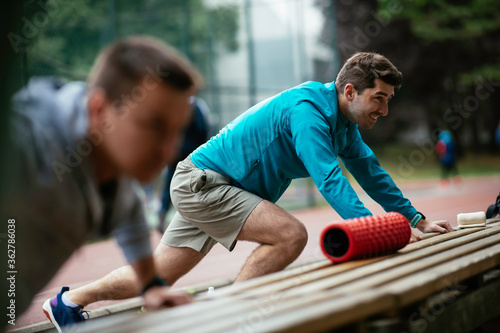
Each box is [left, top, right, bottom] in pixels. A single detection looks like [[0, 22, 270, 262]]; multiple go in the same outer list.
[[42, 287, 89, 332]]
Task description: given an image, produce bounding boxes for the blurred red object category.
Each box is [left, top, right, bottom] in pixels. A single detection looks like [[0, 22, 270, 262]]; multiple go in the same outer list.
[[435, 140, 446, 157]]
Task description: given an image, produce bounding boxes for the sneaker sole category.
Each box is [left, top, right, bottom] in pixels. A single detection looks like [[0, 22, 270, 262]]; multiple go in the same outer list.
[[42, 299, 63, 333]]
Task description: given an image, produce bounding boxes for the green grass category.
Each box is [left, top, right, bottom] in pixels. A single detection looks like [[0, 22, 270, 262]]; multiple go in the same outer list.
[[371, 145, 500, 181]]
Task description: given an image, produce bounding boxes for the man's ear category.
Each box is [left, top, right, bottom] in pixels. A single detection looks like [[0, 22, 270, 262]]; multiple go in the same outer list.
[[344, 83, 357, 102], [87, 88, 109, 130]]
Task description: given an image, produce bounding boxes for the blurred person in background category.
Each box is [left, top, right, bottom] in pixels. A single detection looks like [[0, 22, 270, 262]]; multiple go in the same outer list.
[[435, 130, 461, 188], [495, 121, 500, 151], [1, 36, 202, 332]]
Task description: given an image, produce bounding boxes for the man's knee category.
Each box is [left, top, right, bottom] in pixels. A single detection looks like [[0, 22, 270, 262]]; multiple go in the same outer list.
[[294, 222, 309, 248], [281, 221, 308, 252]]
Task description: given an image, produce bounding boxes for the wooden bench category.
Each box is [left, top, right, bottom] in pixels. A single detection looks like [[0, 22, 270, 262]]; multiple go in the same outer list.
[[73, 218, 500, 333]]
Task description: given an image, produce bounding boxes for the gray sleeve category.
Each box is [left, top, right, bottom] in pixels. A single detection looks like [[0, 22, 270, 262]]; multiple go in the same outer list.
[[111, 181, 152, 263]]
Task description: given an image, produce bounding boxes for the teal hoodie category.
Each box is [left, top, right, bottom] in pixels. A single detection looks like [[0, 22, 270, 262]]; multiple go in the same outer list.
[[191, 81, 417, 221]]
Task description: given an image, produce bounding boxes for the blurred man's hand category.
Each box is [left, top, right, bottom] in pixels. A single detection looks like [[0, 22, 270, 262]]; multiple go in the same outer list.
[[143, 287, 192, 310]]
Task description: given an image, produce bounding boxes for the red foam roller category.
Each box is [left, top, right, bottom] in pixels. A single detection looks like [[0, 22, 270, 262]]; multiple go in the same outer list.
[[320, 212, 411, 263]]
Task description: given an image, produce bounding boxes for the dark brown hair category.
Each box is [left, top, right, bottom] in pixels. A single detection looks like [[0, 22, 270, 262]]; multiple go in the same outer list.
[[335, 52, 402, 94], [87, 36, 203, 101]]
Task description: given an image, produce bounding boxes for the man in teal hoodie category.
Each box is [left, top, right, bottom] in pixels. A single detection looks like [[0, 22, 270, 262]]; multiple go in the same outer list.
[[51, 52, 452, 317]]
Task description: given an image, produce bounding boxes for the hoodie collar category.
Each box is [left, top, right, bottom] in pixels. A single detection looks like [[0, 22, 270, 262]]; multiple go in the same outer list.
[[337, 105, 352, 129]]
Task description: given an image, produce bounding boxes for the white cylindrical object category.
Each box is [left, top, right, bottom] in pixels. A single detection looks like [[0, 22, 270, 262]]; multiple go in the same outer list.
[[457, 211, 486, 226]]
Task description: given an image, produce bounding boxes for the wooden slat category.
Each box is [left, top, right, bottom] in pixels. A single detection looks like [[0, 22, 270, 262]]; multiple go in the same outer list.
[[189, 292, 397, 333], [487, 217, 500, 224], [75, 296, 241, 333], [104, 227, 500, 333], [169, 228, 500, 332], [75, 261, 335, 333], [384, 242, 500, 306], [178, 229, 500, 333], [199, 258, 331, 299], [75, 260, 326, 333], [420, 231, 441, 239], [95, 259, 388, 333], [222, 257, 389, 300], [209, 227, 487, 302], [487, 220, 500, 228], [223, 226, 500, 300], [285, 227, 500, 298], [74, 224, 500, 333], [205, 221, 498, 300], [74, 263, 389, 333], [179, 277, 234, 295], [143, 300, 255, 333], [250, 242, 500, 333], [399, 227, 483, 253]]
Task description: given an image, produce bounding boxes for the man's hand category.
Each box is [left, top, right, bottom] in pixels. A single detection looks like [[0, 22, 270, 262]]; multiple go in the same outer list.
[[130, 256, 192, 310], [143, 286, 192, 310], [416, 219, 453, 234]]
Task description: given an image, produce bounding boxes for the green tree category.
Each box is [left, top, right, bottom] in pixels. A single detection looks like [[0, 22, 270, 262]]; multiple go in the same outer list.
[[377, 0, 500, 151], [19, 0, 239, 82]]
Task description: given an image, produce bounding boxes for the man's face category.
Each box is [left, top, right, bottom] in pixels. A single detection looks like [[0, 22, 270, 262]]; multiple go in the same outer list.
[[100, 81, 192, 182], [347, 78, 394, 130]]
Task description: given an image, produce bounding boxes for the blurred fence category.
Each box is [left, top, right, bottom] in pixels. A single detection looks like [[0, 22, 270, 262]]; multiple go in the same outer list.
[[18, 0, 337, 129], [14, 0, 338, 211]]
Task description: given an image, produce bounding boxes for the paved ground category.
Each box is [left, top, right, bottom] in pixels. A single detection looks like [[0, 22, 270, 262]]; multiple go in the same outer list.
[[15, 176, 500, 328]]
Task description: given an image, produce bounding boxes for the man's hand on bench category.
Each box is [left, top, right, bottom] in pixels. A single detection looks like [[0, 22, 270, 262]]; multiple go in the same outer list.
[[143, 287, 193, 310]]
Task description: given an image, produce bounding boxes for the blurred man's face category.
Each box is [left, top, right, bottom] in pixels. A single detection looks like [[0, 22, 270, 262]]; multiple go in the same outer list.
[[100, 80, 192, 182], [347, 78, 394, 130]]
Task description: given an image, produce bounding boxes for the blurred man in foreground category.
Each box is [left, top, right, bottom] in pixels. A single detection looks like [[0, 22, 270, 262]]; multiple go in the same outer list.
[[1, 36, 201, 332]]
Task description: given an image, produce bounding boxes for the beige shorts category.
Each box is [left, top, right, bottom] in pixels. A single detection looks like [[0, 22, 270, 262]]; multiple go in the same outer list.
[[161, 156, 263, 254]]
